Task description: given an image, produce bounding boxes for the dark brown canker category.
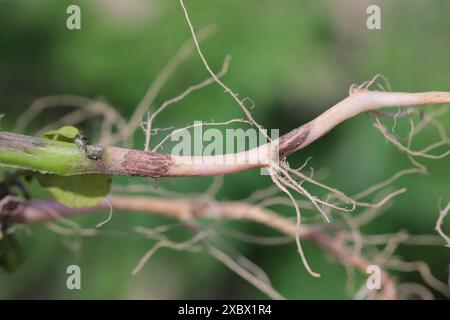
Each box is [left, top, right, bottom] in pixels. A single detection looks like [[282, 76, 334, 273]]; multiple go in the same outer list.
[[278, 125, 310, 158], [121, 150, 173, 177]]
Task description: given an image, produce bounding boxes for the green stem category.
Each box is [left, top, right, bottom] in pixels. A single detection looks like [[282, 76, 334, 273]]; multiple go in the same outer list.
[[0, 132, 98, 175], [0, 131, 173, 177]]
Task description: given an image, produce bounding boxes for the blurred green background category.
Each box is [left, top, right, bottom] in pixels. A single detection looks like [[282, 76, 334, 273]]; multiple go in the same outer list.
[[0, 0, 449, 299]]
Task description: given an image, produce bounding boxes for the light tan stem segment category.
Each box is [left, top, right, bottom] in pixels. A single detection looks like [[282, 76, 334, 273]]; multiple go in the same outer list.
[[2, 90, 450, 177]]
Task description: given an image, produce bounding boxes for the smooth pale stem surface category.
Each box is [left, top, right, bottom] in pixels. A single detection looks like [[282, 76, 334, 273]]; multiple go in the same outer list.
[[1, 90, 450, 177]]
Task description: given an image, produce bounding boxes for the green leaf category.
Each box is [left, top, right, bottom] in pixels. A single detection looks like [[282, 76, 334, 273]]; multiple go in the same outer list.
[[36, 173, 112, 208], [43, 126, 80, 142]]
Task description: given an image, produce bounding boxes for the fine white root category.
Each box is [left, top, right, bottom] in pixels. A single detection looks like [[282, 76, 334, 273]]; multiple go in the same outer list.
[[178, 0, 270, 142], [144, 56, 231, 151], [270, 169, 321, 278], [436, 201, 450, 247]]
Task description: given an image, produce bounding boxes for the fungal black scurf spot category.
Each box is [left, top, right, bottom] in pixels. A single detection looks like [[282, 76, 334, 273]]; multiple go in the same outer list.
[[278, 126, 310, 158], [75, 133, 88, 154], [121, 150, 173, 177], [85, 145, 104, 161]]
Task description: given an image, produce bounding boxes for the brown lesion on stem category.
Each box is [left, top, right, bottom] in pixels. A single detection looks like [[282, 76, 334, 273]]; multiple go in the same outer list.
[[278, 125, 311, 158], [120, 149, 173, 177], [3, 89, 450, 178]]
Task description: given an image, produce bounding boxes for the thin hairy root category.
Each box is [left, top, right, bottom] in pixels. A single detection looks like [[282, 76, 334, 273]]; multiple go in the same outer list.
[[112, 182, 196, 198], [270, 170, 321, 278], [219, 227, 293, 246], [353, 233, 443, 246], [275, 166, 331, 221], [386, 259, 450, 298], [354, 188, 407, 209], [436, 201, 450, 247], [46, 222, 98, 237], [132, 226, 206, 275], [349, 74, 392, 96], [205, 176, 224, 198], [14, 95, 127, 142], [10, 194, 408, 298], [281, 162, 356, 212], [306, 230, 397, 299], [37, 109, 94, 134], [375, 231, 410, 264], [1, 196, 87, 238], [372, 102, 450, 176], [178, 0, 270, 142], [256, 197, 315, 212], [107, 26, 216, 146], [352, 168, 421, 200], [276, 164, 343, 219], [342, 214, 364, 263], [236, 255, 273, 287], [132, 221, 284, 299], [235, 159, 406, 231], [152, 119, 250, 152], [350, 203, 392, 228], [95, 197, 113, 228], [144, 56, 231, 151], [274, 161, 404, 223], [244, 185, 281, 203], [397, 283, 434, 300], [374, 117, 450, 159], [206, 244, 285, 300], [213, 239, 275, 287], [353, 282, 372, 300]]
